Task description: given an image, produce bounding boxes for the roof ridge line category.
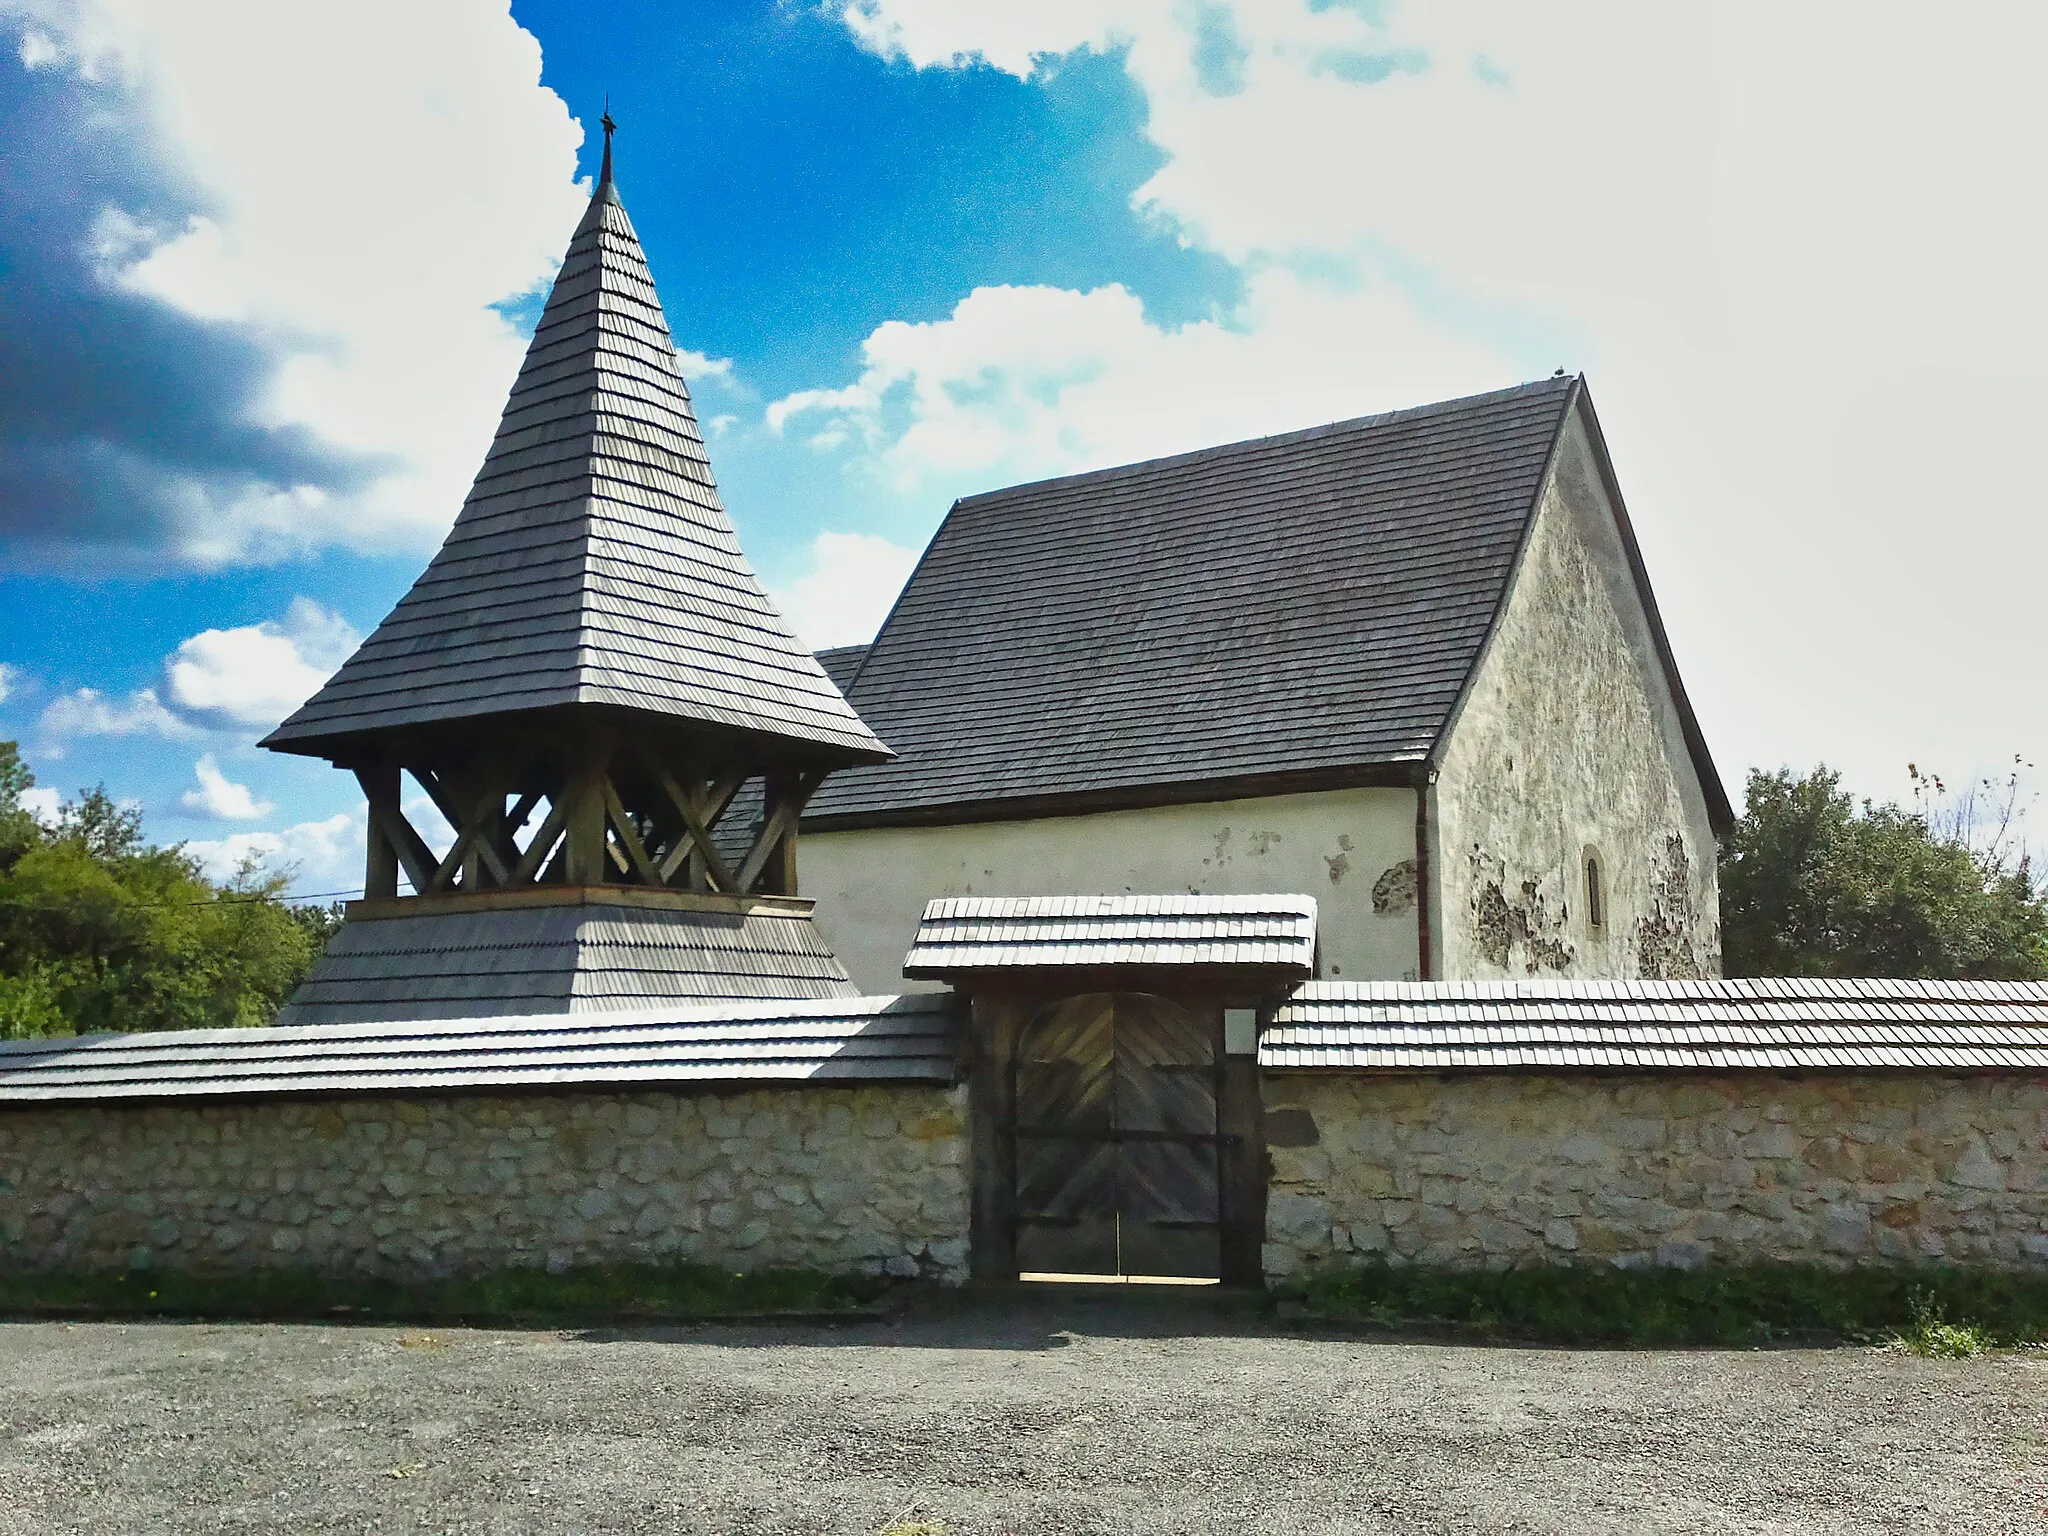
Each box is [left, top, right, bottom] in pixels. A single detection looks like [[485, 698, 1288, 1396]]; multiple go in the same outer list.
[[951, 377, 1578, 508]]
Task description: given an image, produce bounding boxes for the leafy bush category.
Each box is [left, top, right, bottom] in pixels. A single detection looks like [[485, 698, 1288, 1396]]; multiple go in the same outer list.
[[1898, 1287, 1994, 1358], [0, 741, 333, 1038], [1721, 763, 2048, 979]]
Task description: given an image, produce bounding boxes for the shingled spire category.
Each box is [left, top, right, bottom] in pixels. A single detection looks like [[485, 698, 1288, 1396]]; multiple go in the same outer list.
[[259, 121, 886, 1022], [267, 121, 883, 762]]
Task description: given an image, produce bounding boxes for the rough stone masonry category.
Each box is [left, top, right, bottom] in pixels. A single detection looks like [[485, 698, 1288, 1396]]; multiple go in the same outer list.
[[1263, 1073, 2048, 1276], [7, 1071, 2047, 1286], [0, 1084, 972, 1283]]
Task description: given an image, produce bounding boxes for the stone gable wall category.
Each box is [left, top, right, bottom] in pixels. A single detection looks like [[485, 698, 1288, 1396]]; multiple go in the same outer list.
[[1263, 1073, 2048, 1278], [1432, 407, 1722, 981], [0, 1084, 971, 1283]]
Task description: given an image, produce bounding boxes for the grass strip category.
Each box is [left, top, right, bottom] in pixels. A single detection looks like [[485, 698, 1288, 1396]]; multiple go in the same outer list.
[[1292, 1262, 2048, 1352], [0, 1260, 884, 1327]]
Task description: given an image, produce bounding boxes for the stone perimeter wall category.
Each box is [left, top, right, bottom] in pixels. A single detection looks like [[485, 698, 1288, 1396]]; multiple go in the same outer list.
[[0, 1084, 972, 1284], [1264, 1073, 2048, 1278]]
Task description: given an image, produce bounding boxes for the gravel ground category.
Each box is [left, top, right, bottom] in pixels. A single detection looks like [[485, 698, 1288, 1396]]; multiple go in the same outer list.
[[2, 1290, 2044, 1535]]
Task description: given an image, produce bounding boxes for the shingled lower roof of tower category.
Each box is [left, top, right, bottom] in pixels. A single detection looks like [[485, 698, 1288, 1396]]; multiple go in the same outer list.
[[264, 161, 888, 764]]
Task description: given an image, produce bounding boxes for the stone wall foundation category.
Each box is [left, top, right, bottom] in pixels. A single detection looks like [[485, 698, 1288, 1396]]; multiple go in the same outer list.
[[0, 1085, 972, 1284], [1263, 1073, 2048, 1279]]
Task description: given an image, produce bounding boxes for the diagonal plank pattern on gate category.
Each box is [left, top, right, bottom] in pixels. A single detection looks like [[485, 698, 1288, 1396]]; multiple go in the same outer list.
[[1013, 992, 1221, 1278]]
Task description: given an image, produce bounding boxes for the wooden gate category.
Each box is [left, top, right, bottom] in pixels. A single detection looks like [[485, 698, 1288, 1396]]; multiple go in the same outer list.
[[1012, 991, 1221, 1279]]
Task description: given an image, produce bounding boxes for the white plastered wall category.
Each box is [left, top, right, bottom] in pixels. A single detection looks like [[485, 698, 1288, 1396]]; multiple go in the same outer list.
[[1431, 402, 1722, 979], [802, 787, 1420, 994]]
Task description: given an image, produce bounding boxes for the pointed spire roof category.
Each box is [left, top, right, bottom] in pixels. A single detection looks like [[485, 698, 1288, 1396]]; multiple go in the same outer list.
[[265, 122, 888, 765]]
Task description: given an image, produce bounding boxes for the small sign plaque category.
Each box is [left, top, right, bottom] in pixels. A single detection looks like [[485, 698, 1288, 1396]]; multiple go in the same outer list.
[[1224, 1008, 1259, 1056]]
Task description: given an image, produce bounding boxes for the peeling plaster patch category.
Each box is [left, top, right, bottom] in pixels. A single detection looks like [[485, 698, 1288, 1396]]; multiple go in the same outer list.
[[1424, 413, 1724, 979], [1246, 831, 1281, 856], [1325, 834, 1356, 886], [1371, 857, 1417, 913], [1470, 856, 1574, 974], [1636, 833, 1706, 979]]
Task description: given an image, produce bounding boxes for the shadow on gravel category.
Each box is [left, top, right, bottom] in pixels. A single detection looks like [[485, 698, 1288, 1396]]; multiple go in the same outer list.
[[564, 1281, 1284, 1352], [556, 1274, 2022, 1357]]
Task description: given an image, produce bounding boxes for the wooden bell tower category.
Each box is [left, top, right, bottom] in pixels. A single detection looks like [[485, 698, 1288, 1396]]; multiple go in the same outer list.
[[262, 117, 891, 1023]]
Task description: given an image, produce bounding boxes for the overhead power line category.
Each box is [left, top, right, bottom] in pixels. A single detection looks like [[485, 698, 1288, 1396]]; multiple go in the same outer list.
[[0, 887, 362, 913]]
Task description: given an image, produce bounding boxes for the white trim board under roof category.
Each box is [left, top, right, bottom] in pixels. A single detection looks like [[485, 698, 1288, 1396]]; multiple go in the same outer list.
[[806, 377, 1727, 830]]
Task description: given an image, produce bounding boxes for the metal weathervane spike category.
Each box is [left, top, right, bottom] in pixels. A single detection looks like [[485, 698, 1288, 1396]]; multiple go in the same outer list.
[[599, 101, 616, 189]]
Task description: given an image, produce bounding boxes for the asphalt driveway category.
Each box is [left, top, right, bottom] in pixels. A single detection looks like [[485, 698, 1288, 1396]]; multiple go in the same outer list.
[[2, 1291, 2042, 1534]]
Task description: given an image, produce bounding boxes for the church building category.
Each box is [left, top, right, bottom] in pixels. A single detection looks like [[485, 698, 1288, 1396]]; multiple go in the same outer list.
[[799, 377, 1730, 992], [10, 123, 2039, 1296]]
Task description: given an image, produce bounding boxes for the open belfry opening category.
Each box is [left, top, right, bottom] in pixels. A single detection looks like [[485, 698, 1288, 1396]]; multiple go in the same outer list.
[[260, 118, 892, 1023]]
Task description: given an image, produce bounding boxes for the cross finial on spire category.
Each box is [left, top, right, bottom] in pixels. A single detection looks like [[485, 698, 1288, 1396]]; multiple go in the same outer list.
[[599, 99, 616, 190]]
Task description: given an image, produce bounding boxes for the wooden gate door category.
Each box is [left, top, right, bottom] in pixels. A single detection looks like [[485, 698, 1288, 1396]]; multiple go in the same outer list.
[[1013, 992, 1221, 1279]]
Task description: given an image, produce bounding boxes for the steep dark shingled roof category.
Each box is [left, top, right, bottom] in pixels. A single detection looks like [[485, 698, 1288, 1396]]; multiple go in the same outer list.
[[814, 645, 871, 694], [264, 165, 885, 764], [808, 379, 1586, 823]]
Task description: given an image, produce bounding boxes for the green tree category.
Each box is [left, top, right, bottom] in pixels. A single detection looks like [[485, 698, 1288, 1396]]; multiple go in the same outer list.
[[0, 739, 36, 863], [1720, 764, 2048, 979], [0, 743, 333, 1039]]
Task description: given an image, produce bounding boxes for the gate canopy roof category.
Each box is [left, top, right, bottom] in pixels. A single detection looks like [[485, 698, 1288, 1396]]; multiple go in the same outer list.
[[903, 893, 1318, 978], [264, 143, 888, 767]]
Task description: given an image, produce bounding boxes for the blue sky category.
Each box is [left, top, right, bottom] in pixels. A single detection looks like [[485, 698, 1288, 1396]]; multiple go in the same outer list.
[[2, 0, 2046, 895]]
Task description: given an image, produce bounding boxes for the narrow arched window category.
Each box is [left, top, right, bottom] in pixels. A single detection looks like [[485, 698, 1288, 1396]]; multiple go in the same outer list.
[[1584, 852, 1605, 931]]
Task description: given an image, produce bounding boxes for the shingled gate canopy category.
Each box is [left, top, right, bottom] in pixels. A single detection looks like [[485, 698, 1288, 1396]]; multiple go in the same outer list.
[[904, 894, 1319, 978]]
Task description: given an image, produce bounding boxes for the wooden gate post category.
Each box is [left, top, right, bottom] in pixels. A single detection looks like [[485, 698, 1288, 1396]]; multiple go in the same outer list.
[[1217, 1005, 1269, 1288], [967, 992, 1020, 1281]]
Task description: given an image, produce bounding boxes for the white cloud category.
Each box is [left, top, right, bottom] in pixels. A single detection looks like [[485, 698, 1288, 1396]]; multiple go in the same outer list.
[[179, 752, 274, 820], [771, 275, 1518, 491], [31, 599, 356, 750], [183, 808, 362, 894], [838, 0, 1157, 77], [676, 349, 735, 384], [403, 790, 457, 862], [15, 26, 55, 67], [19, 786, 60, 826], [164, 597, 359, 731], [770, 531, 923, 651], [831, 0, 2048, 804], [183, 787, 448, 896], [39, 686, 195, 740], [0, 662, 18, 704], [7, 0, 592, 564]]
